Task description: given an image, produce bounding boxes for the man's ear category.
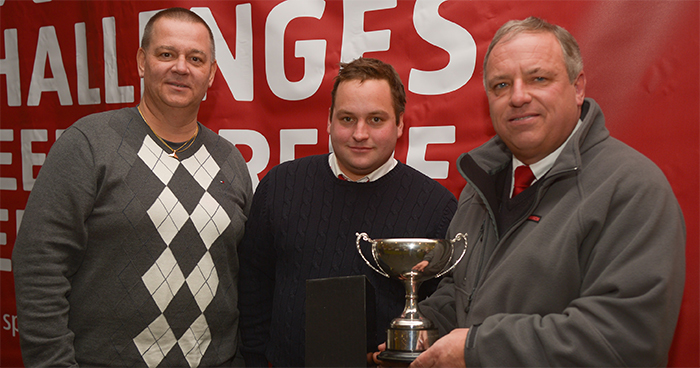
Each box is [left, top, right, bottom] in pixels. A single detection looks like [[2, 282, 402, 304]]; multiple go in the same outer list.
[[574, 71, 586, 106], [137, 48, 146, 78], [327, 108, 333, 134], [208, 60, 218, 88]]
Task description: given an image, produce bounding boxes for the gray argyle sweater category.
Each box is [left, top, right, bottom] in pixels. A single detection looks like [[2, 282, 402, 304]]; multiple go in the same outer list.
[[13, 107, 253, 367]]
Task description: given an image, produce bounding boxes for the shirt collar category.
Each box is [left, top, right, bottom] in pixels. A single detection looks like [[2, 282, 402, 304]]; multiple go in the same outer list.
[[329, 152, 397, 183], [511, 119, 583, 185]]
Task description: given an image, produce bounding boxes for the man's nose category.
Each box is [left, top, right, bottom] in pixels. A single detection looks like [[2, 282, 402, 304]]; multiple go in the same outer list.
[[172, 56, 189, 74], [510, 80, 532, 107], [353, 120, 370, 141]]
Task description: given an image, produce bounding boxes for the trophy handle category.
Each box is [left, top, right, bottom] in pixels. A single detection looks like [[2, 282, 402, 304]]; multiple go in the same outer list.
[[356, 232, 390, 278], [434, 233, 468, 278]]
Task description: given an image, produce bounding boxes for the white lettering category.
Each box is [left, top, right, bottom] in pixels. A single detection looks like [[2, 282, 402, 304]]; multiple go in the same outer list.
[[0, 259, 10, 272], [219, 129, 270, 190], [409, 0, 476, 95], [406, 125, 454, 179], [1, 29, 21, 106], [193, 5, 254, 102], [340, 0, 395, 63], [280, 129, 317, 163], [137, 10, 163, 98], [0, 130, 16, 190], [0, 209, 6, 246], [27, 26, 73, 106], [21, 129, 47, 191], [2, 314, 18, 337], [103, 17, 134, 104], [75, 23, 100, 105], [266, 0, 326, 101]]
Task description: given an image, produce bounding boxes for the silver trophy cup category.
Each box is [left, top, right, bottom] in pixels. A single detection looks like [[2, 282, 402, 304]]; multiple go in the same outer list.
[[356, 232, 467, 362]]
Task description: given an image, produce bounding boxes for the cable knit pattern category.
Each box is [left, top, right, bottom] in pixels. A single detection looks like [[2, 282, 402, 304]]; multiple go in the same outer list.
[[238, 154, 457, 367]]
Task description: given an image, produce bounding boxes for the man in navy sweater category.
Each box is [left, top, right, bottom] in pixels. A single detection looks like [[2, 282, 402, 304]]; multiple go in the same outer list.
[[238, 58, 457, 367]]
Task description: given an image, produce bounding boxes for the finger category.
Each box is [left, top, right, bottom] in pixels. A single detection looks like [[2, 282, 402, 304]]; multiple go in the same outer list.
[[411, 349, 437, 368], [372, 351, 382, 365]]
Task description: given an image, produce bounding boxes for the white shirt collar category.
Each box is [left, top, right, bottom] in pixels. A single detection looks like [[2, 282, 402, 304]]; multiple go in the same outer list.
[[329, 153, 397, 183], [511, 119, 582, 195]]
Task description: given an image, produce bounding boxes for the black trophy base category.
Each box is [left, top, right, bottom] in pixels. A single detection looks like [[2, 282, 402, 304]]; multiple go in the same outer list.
[[377, 350, 421, 362]]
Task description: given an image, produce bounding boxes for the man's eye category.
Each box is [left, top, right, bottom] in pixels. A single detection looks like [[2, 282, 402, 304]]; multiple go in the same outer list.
[[370, 117, 383, 124], [341, 117, 354, 123], [494, 82, 508, 90]]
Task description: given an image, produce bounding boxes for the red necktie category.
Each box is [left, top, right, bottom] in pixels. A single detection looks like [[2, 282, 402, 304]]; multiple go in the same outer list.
[[512, 165, 535, 197]]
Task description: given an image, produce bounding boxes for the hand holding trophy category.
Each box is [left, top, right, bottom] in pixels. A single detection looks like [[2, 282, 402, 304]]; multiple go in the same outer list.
[[356, 232, 467, 362]]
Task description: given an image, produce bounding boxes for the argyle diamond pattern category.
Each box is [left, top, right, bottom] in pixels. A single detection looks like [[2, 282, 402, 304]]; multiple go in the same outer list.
[[133, 137, 226, 368]]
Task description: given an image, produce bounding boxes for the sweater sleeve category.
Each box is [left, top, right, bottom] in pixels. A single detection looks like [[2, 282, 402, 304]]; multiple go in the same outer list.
[[436, 193, 458, 239], [12, 126, 96, 368], [237, 173, 276, 367]]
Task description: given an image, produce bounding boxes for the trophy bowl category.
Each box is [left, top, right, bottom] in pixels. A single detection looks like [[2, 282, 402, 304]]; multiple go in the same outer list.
[[356, 232, 467, 362]]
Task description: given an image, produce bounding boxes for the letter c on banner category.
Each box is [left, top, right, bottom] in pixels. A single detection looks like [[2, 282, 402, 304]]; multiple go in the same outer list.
[[265, 0, 327, 101]]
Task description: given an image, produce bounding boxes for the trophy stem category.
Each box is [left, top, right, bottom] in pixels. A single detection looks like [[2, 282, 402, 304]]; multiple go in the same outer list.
[[355, 234, 467, 363], [399, 275, 424, 321], [381, 273, 439, 362]]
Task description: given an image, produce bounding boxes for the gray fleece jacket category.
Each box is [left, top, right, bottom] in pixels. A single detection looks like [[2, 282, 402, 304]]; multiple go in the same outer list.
[[419, 98, 685, 366]]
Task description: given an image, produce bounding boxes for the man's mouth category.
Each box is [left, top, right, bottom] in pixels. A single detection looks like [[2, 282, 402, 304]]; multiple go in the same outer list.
[[349, 146, 371, 152], [510, 114, 537, 122], [168, 81, 189, 89]]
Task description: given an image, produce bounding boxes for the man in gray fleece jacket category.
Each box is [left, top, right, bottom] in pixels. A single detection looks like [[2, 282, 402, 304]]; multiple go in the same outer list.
[[379, 16, 685, 367]]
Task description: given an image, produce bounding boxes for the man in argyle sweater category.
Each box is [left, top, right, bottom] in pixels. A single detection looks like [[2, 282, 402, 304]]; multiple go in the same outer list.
[[13, 8, 253, 367]]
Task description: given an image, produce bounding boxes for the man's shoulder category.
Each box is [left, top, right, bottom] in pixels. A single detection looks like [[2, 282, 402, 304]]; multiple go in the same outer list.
[[53, 107, 138, 145], [578, 136, 674, 200], [68, 107, 139, 138], [391, 162, 456, 199], [73, 107, 136, 126], [199, 124, 236, 152], [271, 154, 328, 173], [395, 162, 450, 185], [259, 154, 329, 185]]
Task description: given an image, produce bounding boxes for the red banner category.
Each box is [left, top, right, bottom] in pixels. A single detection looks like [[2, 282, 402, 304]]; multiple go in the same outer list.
[[1, 1, 698, 367]]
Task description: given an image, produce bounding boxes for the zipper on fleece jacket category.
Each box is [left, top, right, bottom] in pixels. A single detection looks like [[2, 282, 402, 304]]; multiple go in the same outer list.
[[465, 222, 485, 314], [464, 167, 578, 315], [501, 166, 579, 238]]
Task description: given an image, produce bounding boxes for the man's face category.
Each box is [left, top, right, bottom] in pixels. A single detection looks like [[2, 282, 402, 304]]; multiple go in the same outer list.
[[485, 32, 585, 164], [137, 17, 217, 113], [327, 79, 404, 180]]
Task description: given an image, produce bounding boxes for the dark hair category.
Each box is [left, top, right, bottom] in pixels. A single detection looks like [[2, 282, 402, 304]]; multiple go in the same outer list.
[[141, 7, 216, 61], [330, 58, 406, 125], [483, 16, 583, 87]]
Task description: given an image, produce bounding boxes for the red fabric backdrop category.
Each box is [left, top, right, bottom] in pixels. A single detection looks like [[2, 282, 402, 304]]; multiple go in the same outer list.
[[1, 1, 697, 366]]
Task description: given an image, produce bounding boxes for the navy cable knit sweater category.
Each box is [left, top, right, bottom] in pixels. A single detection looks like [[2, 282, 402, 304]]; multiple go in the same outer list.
[[238, 154, 457, 367]]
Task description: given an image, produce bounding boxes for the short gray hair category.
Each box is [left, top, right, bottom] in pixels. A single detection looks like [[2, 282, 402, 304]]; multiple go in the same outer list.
[[483, 16, 583, 88], [141, 7, 216, 61]]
